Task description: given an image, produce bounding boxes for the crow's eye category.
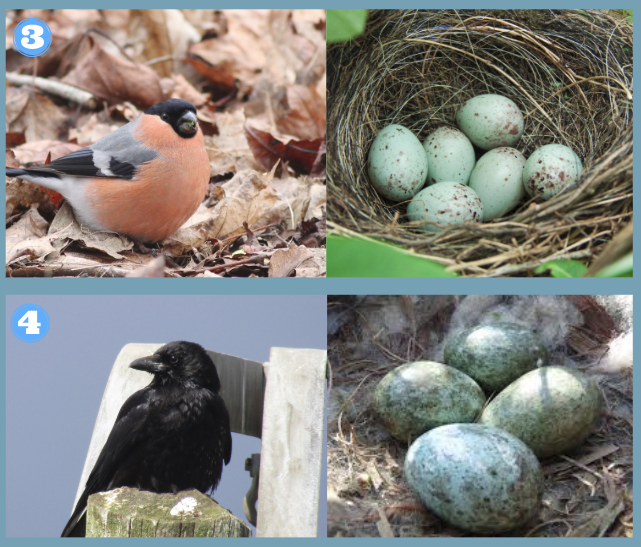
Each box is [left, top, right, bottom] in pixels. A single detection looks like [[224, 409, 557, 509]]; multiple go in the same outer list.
[[169, 354, 178, 364]]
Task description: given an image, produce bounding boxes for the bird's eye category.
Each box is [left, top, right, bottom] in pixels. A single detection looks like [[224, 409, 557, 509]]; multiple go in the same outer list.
[[169, 354, 178, 364], [161, 113, 169, 121]]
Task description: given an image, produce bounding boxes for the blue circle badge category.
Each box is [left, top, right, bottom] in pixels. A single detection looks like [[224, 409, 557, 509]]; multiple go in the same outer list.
[[13, 18, 52, 57], [11, 304, 50, 343]]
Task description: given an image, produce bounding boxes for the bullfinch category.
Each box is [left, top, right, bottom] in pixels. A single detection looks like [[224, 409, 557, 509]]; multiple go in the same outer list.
[[6, 99, 211, 243]]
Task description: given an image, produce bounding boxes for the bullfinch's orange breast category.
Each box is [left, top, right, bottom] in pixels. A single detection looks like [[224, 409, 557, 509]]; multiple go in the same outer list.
[[87, 114, 211, 242]]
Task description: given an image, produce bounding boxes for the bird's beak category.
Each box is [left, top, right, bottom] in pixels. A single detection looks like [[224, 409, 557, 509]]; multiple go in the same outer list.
[[178, 111, 198, 136], [129, 355, 167, 374]]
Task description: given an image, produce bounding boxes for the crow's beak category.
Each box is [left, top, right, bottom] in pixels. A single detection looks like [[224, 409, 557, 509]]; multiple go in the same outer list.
[[129, 355, 167, 374]]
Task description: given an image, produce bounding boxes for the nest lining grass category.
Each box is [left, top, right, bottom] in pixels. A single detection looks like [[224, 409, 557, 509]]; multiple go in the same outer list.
[[327, 296, 632, 537], [328, 10, 633, 276]]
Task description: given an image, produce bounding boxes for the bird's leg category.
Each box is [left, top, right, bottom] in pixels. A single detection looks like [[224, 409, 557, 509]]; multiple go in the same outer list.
[[132, 239, 161, 256]]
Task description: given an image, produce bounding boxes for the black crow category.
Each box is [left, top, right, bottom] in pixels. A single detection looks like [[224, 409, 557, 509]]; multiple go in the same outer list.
[[62, 341, 232, 537]]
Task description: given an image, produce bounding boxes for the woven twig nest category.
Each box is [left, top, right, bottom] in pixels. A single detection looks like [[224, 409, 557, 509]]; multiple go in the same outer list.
[[328, 10, 632, 276]]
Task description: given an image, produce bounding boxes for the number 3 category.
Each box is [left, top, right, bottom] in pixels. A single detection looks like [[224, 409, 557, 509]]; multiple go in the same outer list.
[[21, 24, 45, 49], [18, 310, 41, 334]]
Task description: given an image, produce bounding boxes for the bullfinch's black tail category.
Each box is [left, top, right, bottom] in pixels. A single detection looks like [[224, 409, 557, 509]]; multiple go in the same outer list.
[[6, 169, 27, 178]]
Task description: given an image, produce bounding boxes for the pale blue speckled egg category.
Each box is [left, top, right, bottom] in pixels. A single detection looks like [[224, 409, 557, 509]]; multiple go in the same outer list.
[[422, 126, 476, 186], [522, 144, 583, 201], [407, 182, 483, 232], [469, 147, 526, 220], [456, 94, 524, 150], [405, 423, 543, 534], [367, 124, 428, 202]]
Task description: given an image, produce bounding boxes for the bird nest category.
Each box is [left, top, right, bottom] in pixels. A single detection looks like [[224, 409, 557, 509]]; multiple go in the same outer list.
[[328, 10, 633, 276], [327, 296, 633, 537]]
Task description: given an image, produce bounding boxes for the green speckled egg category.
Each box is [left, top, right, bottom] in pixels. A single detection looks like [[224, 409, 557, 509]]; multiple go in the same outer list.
[[373, 361, 486, 443], [479, 366, 602, 458], [444, 323, 548, 393], [405, 423, 543, 534]]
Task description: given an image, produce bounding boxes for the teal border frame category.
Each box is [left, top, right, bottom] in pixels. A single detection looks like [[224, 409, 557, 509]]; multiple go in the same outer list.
[[2, 1, 637, 541]]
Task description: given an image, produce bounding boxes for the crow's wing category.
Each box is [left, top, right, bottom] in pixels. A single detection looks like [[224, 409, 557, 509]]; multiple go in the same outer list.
[[61, 387, 155, 537], [214, 394, 232, 466]]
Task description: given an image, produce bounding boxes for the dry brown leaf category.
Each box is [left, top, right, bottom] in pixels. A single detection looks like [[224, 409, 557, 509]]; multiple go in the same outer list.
[[199, 270, 223, 277], [245, 123, 324, 175], [14, 252, 141, 277], [134, 10, 174, 78], [6, 205, 57, 264], [267, 10, 326, 86], [204, 109, 258, 174], [187, 11, 269, 89], [46, 10, 103, 40], [62, 39, 164, 107], [6, 86, 30, 126], [48, 202, 134, 259], [316, 72, 326, 105], [209, 167, 279, 239], [171, 74, 209, 107], [68, 113, 120, 144], [161, 204, 221, 256], [130, 10, 200, 78], [6, 88, 67, 142], [254, 176, 325, 230], [306, 180, 326, 221], [184, 52, 236, 94], [6, 178, 53, 218], [267, 245, 312, 277], [6, 130, 26, 148], [11, 139, 83, 166], [6, 150, 20, 169], [294, 247, 325, 277], [275, 84, 326, 140]]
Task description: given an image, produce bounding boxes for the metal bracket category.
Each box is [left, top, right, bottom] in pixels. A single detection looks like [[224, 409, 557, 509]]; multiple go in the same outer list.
[[243, 453, 260, 526]]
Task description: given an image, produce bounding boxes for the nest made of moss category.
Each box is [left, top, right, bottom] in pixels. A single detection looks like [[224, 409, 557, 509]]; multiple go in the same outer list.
[[328, 10, 633, 276]]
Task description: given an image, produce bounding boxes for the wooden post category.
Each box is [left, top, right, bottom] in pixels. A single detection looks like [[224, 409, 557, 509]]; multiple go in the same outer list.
[[86, 488, 250, 537], [256, 348, 327, 537]]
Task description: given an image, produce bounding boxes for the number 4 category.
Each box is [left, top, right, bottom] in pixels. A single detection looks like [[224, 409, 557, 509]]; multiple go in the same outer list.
[[18, 310, 41, 334]]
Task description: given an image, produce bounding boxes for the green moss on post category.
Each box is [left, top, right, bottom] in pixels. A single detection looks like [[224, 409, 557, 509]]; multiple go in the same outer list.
[[86, 487, 250, 537]]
